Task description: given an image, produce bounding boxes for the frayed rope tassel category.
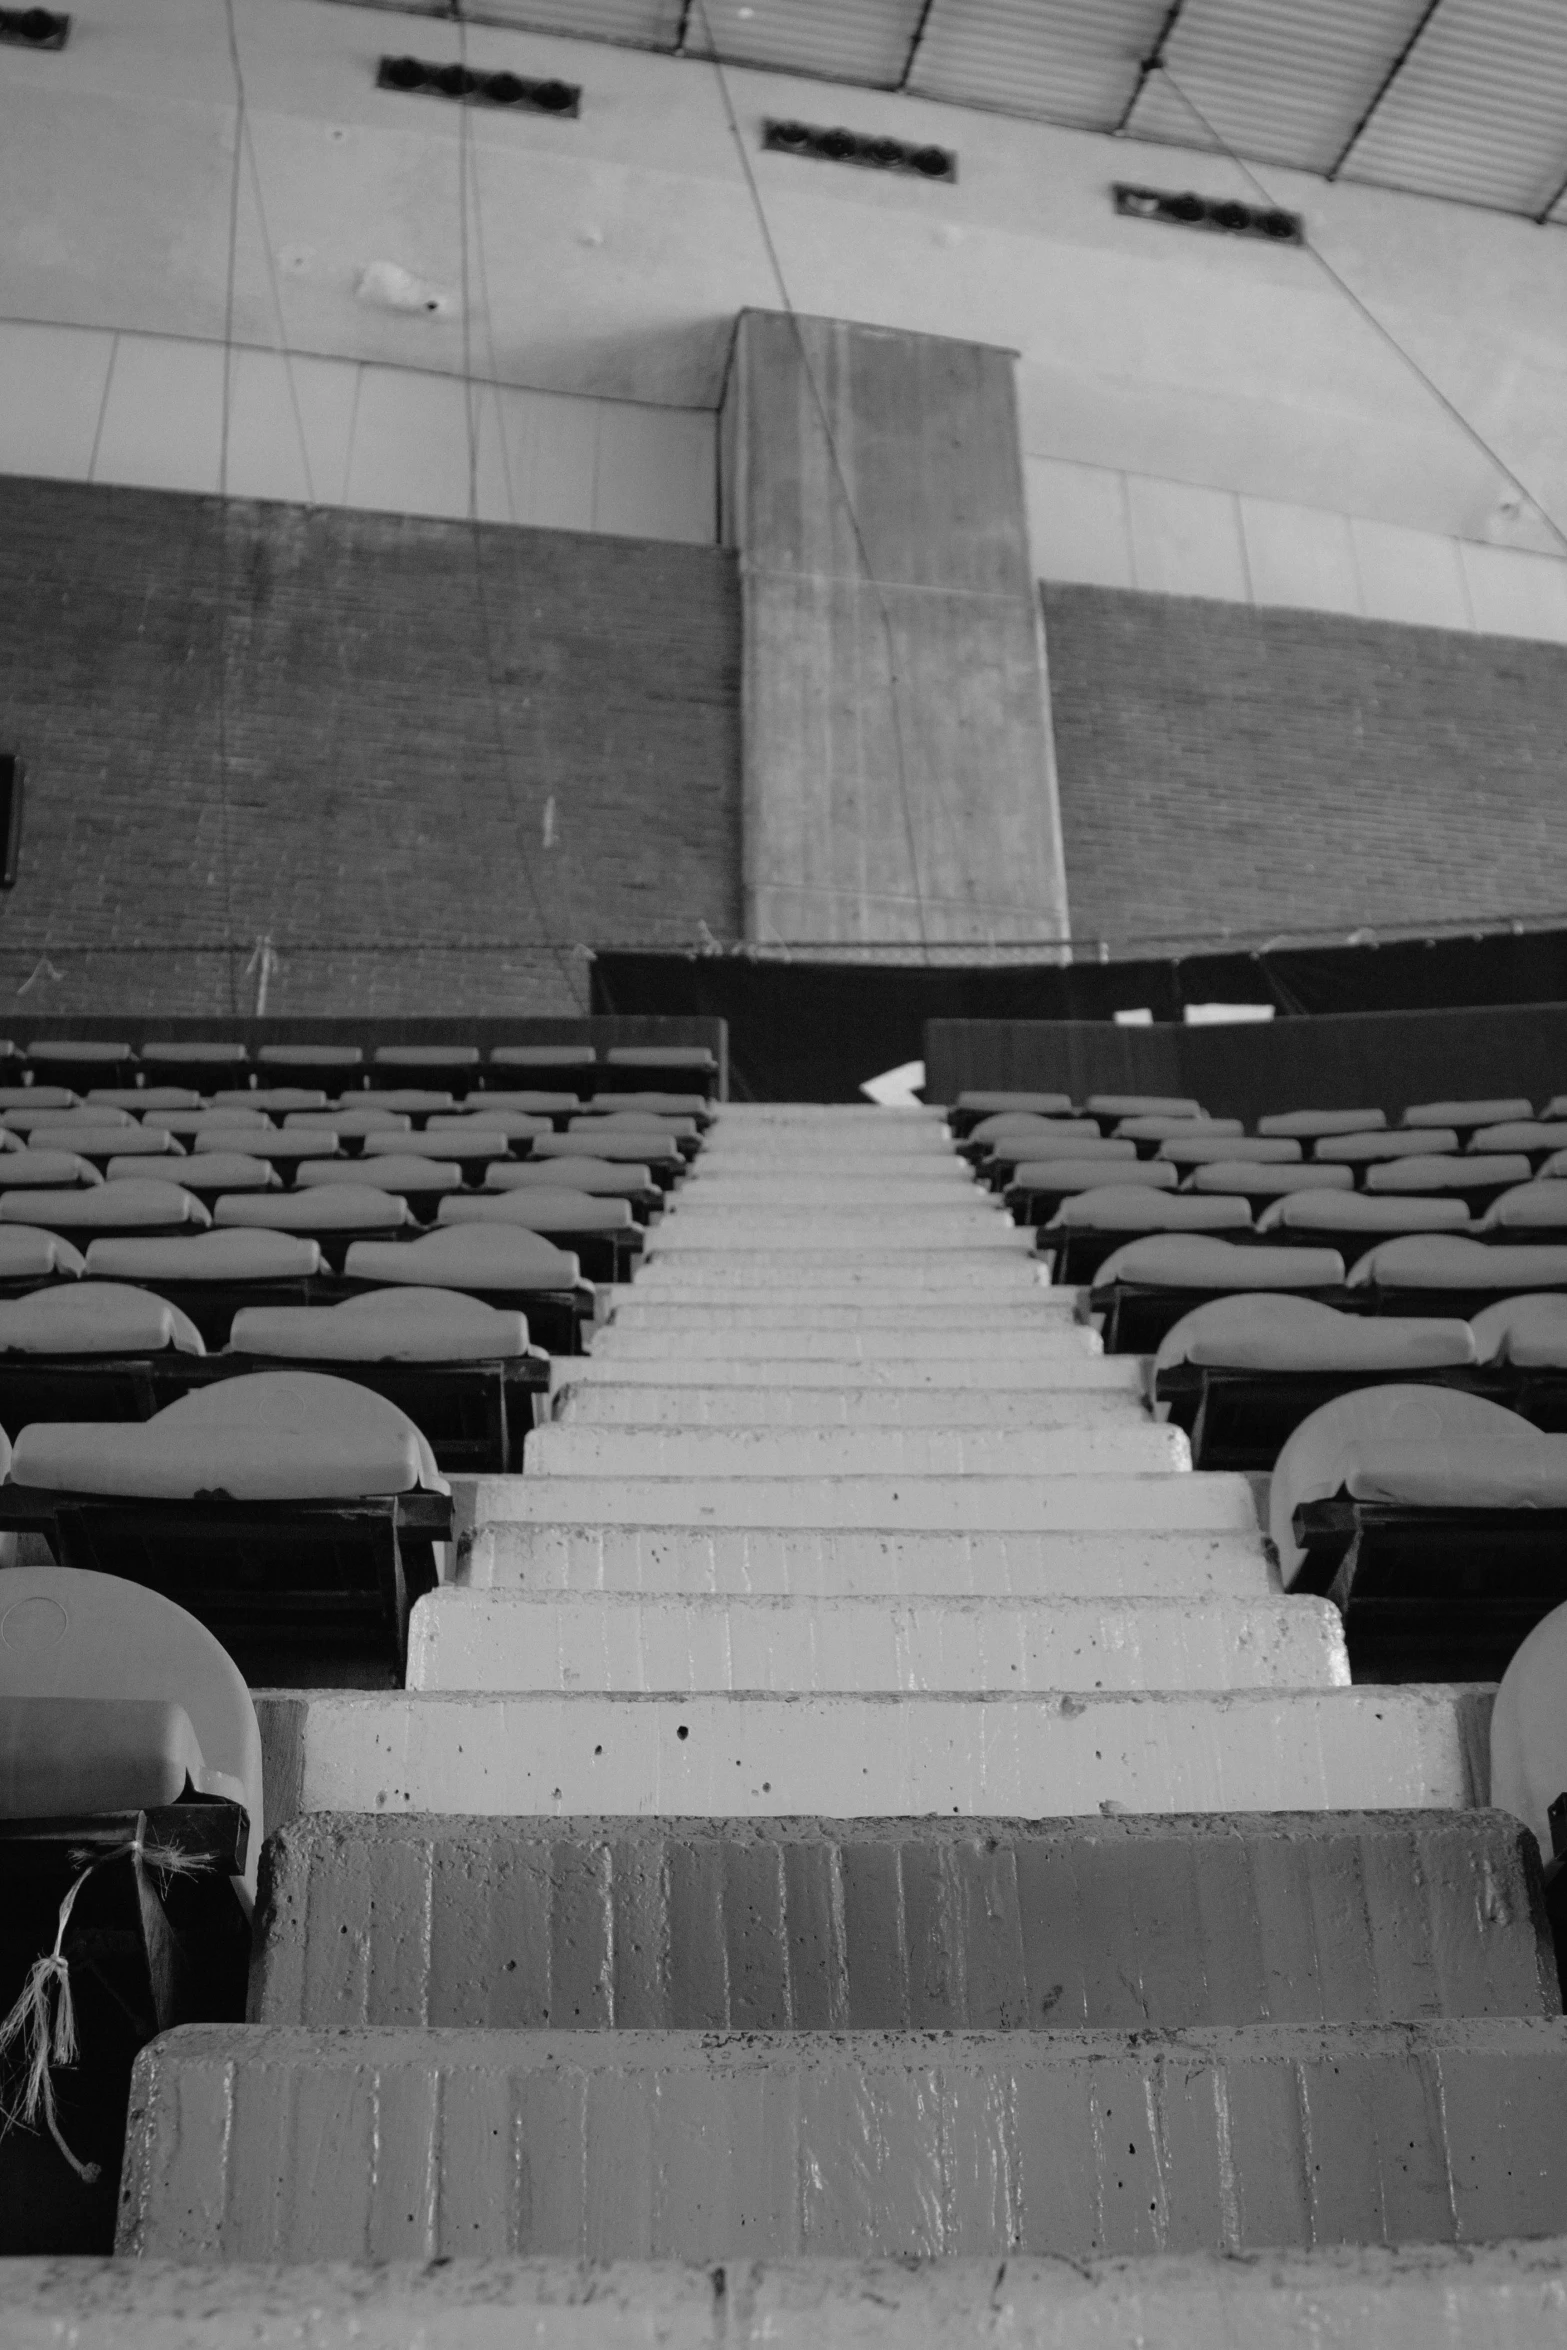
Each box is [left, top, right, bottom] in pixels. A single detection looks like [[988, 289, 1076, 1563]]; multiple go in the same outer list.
[[0, 1835, 213, 2183]]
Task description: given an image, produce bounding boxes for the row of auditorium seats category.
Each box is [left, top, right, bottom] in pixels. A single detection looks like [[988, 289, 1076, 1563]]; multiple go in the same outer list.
[[0, 1041, 718, 1098], [954, 1093, 1567, 1695]]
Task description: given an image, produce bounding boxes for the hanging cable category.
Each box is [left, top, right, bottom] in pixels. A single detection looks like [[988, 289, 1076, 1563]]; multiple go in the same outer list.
[[693, 0, 938, 960], [1155, 61, 1567, 558], [452, 5, 590, 1012]]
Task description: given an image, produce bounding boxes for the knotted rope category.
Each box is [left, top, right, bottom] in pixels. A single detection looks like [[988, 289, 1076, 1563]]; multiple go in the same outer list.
[[0, 1833, 214, 2181]]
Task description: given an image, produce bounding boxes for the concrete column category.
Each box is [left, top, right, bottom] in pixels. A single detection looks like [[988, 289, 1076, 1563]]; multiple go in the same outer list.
[[721, 311, 1070, 950]]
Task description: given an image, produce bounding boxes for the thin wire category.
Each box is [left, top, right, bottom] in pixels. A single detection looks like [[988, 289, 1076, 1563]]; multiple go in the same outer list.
[[216, 0, 246, 1017], [239, 116, 317, 506], [1155, 61, 1567, 559], [693, 0, 934, 960], [451, 5, 590, 1012]]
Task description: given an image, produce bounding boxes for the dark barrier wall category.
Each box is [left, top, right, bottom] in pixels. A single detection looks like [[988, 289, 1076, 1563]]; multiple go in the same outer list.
[[1044, 583, 1567, 951], [595, 933, 1567, 1102], [0, 478, 741, 1019], [926, 1004, 1567, 1128]]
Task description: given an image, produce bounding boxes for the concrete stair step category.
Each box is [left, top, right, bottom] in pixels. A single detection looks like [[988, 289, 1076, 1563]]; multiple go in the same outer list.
[[589, 1330, 1093, 1361], [470, 1471, 1235, 1531], [253, 1809, 1554, 2031], [460, 1521, 1274, 1598], [254, 1685, 1490, 1822], [122, 2016, 1567, 2261], [686, 1178, 979, 1201], [8, 2244, 1567, 2350], [632, 1258, 1047, 1289], [523, 1423, 1186, 1478], [597, 1304, 1081, 1333], [552, 1381, 1143, 1426], [560, 1354, 1133, 1390], [649, 1220, 1025, 1249], [406, 1590, 1344, 1693]]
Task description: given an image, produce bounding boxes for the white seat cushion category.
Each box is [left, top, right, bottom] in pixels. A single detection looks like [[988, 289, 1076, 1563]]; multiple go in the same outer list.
[[347, 1226, 579, 1291], [0, 1228, 85, 1278], [1257, 1193, 1469, 1235], [1471, 1295, 1567, 1367], [297, 1156, 461, 1194], [990, 1136, 1134, 1166], [214, 1186, 411, 1231], [1344, 1436, 1567, 1509], [232, 1287, 529, 1363], [1115, 1116, 1243, 1142], [1347, 1236, 1567, 1290], [4, 1181, 210, 1229], [0, 1150, 102, 1189], [1017, 1159, 1176, 1194], [285, 1109, 408, 1137], [165, 1152, 279, 1193], [530, 1134, 679, 1165], [86, 1228, 323, 1280], [1270, 1385, 1541, 1576], [1086, 1095, 1202, 1118], [0, 1281, 203, 1356], [1481, 1185, 1567, 1231], [365, 1129, 510, 1161], [1403, 1098, 1533, 1129], [1095, 1236, 1344, 1289], [439, 1190, 632, 1233], [1053, 1189, 1251, 1233], [1317, 1130, 1459, 1162], [488, 1158, 651, 1195], [1365, 1154, 1529, 1194], [1256, 1109, 1387, 1138], [429, 1109, 552, 1137], [1154, 1294, 1474, 1377], [1159, 1136, 1303, 1166], [0, 1695, 210, 1817], [1188, 1162, 1351, 1196], [956, 1091, 1073, 1115]]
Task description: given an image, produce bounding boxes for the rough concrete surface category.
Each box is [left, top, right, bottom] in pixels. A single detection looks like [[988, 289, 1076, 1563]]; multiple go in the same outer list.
[[251, 1811, 1557, 2032], [119, 2019, 1567, 2261]]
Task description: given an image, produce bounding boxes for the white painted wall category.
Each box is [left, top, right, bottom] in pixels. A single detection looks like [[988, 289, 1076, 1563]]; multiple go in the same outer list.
[[1027, 455, 1567, 642], [5, 0, 1567, 589]]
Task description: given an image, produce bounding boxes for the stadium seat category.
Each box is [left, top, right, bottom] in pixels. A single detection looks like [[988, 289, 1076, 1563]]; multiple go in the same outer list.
[[489, 1155, 661, 1221], [84, 1228, 322, 1348], [24, 1043, 135, 1092], [338, 1225, 592, 1354], [86, 1088, 201, 1114], [366, 1126, 514, 1180], [0, 1568, 258, 2252], [1478, 1186, 1567, 1244], [1255, 1191, 1471, 1246], [1470, 1295, 1567, 1432], [1257, 1108, 1387, 1140], [0, 1089, 76, 1114], [427, 1109, 551, 1147], [1364, 1152, 1531, 1215], [371, 1045, 480, 1095], [979, 1135, 1135, 1189], [1467, 1122, 1567, 1161], [1084, 1094, 1203, 1134], [225, 1288, 548, 1473], [1089, 1234, 1345, 1353], [4, 1106, 135, 1139], [949, 1089, 1073, 1138], [1347, 1234, 1567, 1317], [1316, 1128, 1461, 1165], [1491, 1600, 1567, 1994], [438, 1187, 641, 1284], [213, 1184, 412, 1271], [298, 1153, 461, 1221], [584, 1091, 714, 1124], [141, 1108, 272, 1141], [0, 1150, 103, 1193], [1114, 1115, 1244, 1150], [0, 1227, 85, 1299], [1039, 1185, 1248, 1286], [148, 1151, 278, 1199], [529, 1129, 683, 1187], [355, 1091, 459, 1124], [1271, 1384, 1567, 1680], [1152, 1295, 1479, 1469], [214, 1128, 345, 1179], [2, 1180, 211, 1245], [137, 1040, 251, 1092], [601, 1045, 717, 1096], [1158, 1135, 1303, 1169], [0, 1372, 452, 1685], [213, 1088, 328, 1113], [285, 1108, 409, 1145], [1402, 1098, 1533, 1132], [487, 1045, 596, 1095], [438, 1094, 573, 1126], [1006, 1155, 1176, 1229], [255, 1044, 365, 1087], [30, 1124, 186, 1172], [0, 1280, 205, 1428], [1186, 1161, 1353, 1204]]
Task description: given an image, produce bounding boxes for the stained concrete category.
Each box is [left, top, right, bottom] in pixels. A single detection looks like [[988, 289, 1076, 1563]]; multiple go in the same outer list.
[[120, 2019, 1567, 2261], [251, 1811, 1557, 2032], [404, 1590, 1345, 1694], [555, 1381, 1144, 1425], [14, 2247, 1567, 2349], [250, 1686, 1493, 1831], [522, 1424, 1189, 1475]]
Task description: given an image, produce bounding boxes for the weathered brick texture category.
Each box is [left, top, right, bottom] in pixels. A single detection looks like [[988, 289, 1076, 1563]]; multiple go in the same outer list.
[[1044, 583, 1567, 953], [0, 478, 741, 1017]]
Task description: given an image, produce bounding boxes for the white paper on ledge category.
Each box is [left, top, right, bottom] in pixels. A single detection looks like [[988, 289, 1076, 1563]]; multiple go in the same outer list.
[[860, 1059, 927, 1107]]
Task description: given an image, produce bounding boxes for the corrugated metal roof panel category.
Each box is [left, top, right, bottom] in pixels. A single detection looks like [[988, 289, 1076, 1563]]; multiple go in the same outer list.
[[904, 0, 1167, 129], [447, 0, 684, 43], [683, 0, 929, 89], [1340, 0, 1567, 216], [1122, 0, 1435, 173]]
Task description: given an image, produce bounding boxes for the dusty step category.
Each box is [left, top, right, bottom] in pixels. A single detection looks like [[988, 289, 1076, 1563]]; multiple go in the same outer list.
[[597, 1303, 1080, 1333], [648, 1220, 1025, 1250], [254, 1685, 1490, 1824], [254, 1808, 1555, 2031], [633, 1256, 1047, 1288], [121, 2015, 1567, 2261], [589, 1329, 1098, 1362], [9, 2247, 1567, 2350], [406, 1590, 1343, 1693], [552, 1380, 1143, 1426], [687, 1178, 978, 1202], [460, 1521, 1273, 1598], [470, 1471, 1232, 1531], [560, 1353, 1128, 1390], [522, 1423, 1187, 1478]]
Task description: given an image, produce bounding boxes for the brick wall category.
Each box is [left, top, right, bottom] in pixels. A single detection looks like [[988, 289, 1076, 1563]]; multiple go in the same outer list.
[[1044, 583, 1567, 954], [0, 478, 741, 1018]]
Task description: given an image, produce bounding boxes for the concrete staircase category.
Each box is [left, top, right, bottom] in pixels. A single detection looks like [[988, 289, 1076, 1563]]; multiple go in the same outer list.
[[68, 1108, 1567, 2322]]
